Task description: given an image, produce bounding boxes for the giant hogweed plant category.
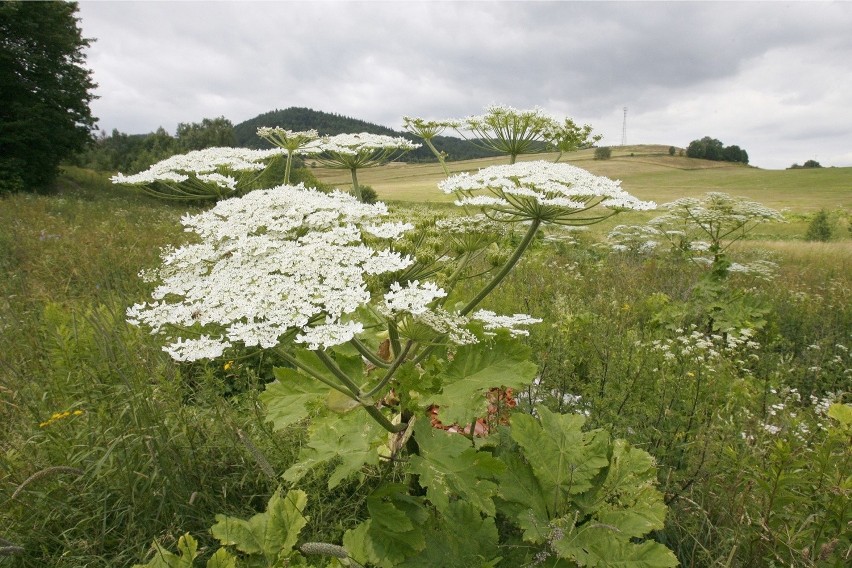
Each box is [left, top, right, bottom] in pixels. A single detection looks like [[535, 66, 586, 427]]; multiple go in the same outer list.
[[608, 192, 785, 336], [403, 105, 601, 168], [128, 111, 675, 566]]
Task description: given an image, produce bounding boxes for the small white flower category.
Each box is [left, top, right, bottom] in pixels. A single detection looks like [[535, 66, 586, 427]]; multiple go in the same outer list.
[[472, 309, 543, 337]]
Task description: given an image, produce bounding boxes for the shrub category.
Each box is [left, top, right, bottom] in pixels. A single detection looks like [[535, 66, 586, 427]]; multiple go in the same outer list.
[[668, 146, 676, 156], [805, 209, 833, 241], [593, 146, 612, 160]]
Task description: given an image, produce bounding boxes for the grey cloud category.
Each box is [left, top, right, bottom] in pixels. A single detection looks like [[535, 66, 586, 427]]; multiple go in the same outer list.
[[77, 1, 852, 169]]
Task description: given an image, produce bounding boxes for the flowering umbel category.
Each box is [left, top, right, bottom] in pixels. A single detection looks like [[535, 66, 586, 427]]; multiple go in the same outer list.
[[439, 160, 656, 225], [111, 147, 284, 201], [127, 184, 413, 360]]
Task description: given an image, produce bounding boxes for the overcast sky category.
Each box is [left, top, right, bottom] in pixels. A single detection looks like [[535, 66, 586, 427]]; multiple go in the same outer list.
[[76, 1, 852, 170]]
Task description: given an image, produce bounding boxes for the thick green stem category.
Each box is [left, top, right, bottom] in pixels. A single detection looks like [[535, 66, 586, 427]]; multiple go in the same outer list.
[[423, 138, 450, 176], [350, 338, 390, 369], [460, 218, 541, 316], [314, 350, 362, 397], [387, 320, 402, 359], [364, 340, 413, 400], [284, 153, 293, 185], [276, 350, 355, 398], [350, 167, 362, 201], [314, 350, 406, 434]]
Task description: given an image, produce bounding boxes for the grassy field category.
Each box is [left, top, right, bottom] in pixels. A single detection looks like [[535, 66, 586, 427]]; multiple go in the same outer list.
[[1, 157, 850, 567], [310, 144, 852, 212]]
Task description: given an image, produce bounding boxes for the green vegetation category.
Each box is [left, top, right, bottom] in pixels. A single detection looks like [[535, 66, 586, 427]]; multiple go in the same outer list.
[[2, 148, 850, 567], [0, 1, 97, 193], [686, 136, 749, 164], [74, 117, 237, 174], [594, 146, 612, 160], [789, 159, 823, 169]]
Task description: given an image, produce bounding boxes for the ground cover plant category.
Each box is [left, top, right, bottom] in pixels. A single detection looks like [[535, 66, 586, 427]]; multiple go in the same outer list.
[[1, 106, 850, 567]]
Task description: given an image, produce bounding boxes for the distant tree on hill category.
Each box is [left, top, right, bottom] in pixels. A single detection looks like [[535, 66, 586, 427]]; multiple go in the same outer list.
[[75, 118, 236, 174], [176, 116, 235, 151], [686, 136, 748, 164], [788, 160, 822, 169], [594, 146, 612, 160], [0, 1, 97, 192], [668, 146, 676, 156]]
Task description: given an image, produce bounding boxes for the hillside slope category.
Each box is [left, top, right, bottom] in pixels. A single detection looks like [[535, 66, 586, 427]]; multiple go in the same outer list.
[[311, 145, 852, 211], [233, 106, 500, 162]]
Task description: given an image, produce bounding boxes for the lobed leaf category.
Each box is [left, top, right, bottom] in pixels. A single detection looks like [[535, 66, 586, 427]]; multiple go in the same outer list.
[[409, 419, 505, 516], [210, 489, 308, 563]]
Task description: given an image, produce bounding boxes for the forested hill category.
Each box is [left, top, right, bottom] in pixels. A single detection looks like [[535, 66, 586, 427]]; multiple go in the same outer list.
[[234, 107, 500, 162]]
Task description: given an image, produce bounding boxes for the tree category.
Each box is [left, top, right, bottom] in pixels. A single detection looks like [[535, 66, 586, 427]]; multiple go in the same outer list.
[[593, 146, 612, 160], [176, 116, 235, 151], [805, 209, 832, 242], [686, 136, 749, 164], [0, 1, 97, 192]]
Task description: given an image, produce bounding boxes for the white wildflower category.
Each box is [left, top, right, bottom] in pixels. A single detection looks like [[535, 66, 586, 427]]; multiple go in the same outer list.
[[472, 309, 543, 337]]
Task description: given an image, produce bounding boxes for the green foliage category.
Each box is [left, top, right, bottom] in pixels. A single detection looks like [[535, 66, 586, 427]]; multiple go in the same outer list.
[[495, 408, 677, 567], [686, 136, 749, 164], [789, 159, 823, 169], [211, 489, 308, 564], [427, 334, 537, 426], [177, 117, 236, 151], [0, 1, 97, 192], [75, 118, 238, 175], [593, 146, 612, 160], [668, 146, 676, 156], [805, 208, 833, 241], [409, 420, 505, 517], [357, 184, 379, 204]]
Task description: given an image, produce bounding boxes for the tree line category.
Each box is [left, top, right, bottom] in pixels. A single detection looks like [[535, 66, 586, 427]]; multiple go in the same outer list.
[[686, 136, 749, 164]]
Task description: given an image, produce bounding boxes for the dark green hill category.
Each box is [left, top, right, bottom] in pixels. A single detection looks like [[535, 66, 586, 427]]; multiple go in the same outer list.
[[233, 107, 500, 162]]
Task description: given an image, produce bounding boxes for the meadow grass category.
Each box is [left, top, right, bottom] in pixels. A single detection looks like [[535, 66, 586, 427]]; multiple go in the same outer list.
[[1, 160, 849, 566], [310, 145, 852, 212]]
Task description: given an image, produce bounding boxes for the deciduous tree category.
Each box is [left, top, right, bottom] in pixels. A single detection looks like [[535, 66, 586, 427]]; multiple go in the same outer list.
[[0, 1, 97, 192]]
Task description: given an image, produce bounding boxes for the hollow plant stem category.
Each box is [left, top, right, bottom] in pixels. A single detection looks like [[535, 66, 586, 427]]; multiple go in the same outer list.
[[460, 217, 541, 316], [314, 349, 406, 434]]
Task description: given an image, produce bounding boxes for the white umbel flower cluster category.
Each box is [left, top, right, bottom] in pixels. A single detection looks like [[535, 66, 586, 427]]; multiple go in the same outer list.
[[439, 161, 656, 223], [111, 147, 284, 189], [127, 184, 413, 360], [471, 310, 543, 337], [318, 132, 420, 155], [383, 281, 447, 316]]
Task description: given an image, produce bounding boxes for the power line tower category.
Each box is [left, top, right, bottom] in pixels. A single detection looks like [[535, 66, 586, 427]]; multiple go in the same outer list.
[[621, 107, 627, 146]]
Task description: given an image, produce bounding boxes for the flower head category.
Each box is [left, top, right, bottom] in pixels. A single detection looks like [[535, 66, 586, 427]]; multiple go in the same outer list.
[[312, 132, 420, 170], [128, 184, 413, 360], [439, 161, 655, 225], [111, 147, 284, 201], [471, 310, 543, 337]]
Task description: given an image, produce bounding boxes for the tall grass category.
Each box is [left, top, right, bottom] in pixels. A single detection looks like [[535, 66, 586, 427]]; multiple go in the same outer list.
[[2, 165, 849, 566]]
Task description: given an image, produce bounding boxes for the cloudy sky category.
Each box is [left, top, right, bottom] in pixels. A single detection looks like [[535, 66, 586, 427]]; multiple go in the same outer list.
[[76, 1, 852, 170]]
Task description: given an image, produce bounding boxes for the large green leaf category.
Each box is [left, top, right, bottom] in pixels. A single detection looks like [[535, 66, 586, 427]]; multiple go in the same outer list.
[[552, 523, 678, 567], [510, 408, 610, 512], [204, 549, 237, 568], [210, 489, 308, 564], [261, 367, 330, 430], [399, 501, 501, 568], [133, 533, 199, 568], [282, 409, 385, 488], [429, 334, 537, 426], [409, 420, 504, 516], [494, 440, 550, 544], [576, 440, 667, 538], [343, 486, 428, 567]]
